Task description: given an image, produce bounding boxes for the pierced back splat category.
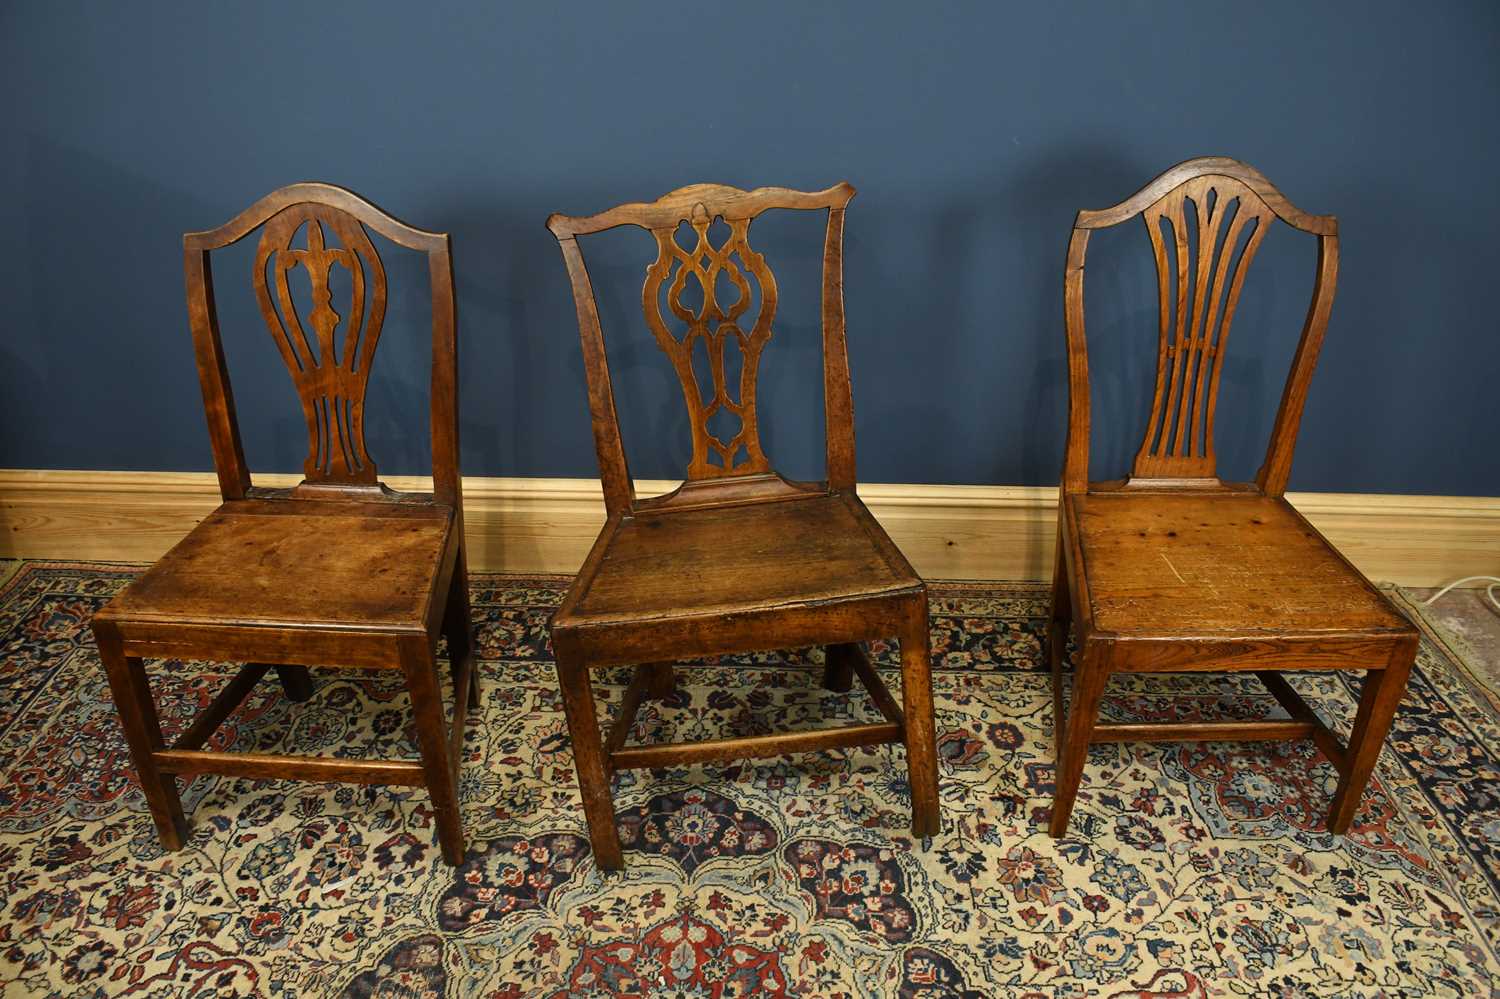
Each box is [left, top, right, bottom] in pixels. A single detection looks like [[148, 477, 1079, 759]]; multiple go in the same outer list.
[[547, 181, 856, 516], [1134, 175, 1274, 480], [643, 204, 778, 479], [253, 205, 388, 487], [1062, 158, 1339, 499]]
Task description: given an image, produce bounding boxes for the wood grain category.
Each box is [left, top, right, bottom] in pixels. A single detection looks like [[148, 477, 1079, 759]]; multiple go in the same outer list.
[[5, 470, 1497, 587], [610, 722, 904, 771], [103, 500, 452, 630], [1071, 492, 1408, 637], [558, 493, 914, 625]]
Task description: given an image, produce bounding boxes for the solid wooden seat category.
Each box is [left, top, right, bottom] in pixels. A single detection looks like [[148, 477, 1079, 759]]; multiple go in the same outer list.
[[1070, 492, 1408, 641], [90, 184, 476, 865], [1047, 158, 1419, 839], [557, 491, 919, 635], [547, 182, 940, 870], [104, 499, 453, 634]]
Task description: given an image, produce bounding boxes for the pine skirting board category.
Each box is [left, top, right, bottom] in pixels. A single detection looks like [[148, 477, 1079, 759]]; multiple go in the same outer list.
[[1, 469, 1496, 586]]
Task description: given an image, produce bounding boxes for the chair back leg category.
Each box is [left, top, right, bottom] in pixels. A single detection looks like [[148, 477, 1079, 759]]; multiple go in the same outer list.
[[274, 665, 315, 702], [899, 616, 942, 837], [443, 552, 479, 710], [1048, 525, 1073, 763], [823, 643, 858, 693], [640, 661, 676, 701]]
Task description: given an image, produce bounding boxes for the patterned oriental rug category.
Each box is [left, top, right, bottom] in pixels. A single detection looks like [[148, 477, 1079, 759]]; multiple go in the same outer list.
[[0, 562, 1496, 998]]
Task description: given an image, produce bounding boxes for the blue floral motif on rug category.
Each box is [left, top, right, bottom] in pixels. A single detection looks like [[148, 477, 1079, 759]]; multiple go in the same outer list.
[[0, 562, 1495, 997]]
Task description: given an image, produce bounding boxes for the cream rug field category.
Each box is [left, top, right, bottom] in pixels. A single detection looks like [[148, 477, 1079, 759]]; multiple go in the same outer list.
[[0, 562, 1495, 997]]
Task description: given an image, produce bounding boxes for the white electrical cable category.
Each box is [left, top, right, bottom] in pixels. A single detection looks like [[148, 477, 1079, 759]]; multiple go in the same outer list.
[[1423, 575, 1500, 615]]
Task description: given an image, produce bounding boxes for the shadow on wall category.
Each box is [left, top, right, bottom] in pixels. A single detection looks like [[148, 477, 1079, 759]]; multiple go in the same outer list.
[[999, 145, 1162, 485], [5, 138, 591, 485], [10, 131, 217, 471], [849, 199, 983, 486], [1001, 145, 1161, 575], [847, 146, 1216, 499], [421, 187, 596, 483]]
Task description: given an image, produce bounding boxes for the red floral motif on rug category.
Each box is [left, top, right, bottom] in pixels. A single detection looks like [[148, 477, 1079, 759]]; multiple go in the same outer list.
[[551, 913, 789, 997]]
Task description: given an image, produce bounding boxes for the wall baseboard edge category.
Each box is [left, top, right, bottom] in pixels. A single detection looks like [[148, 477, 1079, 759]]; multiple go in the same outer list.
[[1, 469, 1496, 586]]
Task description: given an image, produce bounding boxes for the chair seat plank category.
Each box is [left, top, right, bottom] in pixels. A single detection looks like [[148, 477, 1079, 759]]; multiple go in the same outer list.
[[101, 501, 454, 633], [556, 493, 918, 632], [1070, 493, 1407, 643]]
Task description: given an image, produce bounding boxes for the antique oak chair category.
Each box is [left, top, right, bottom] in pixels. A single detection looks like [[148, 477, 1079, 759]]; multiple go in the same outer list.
[[90, 184, 477, 864], [546, 182, 940, 869], [1048, 158, 1419, 838]]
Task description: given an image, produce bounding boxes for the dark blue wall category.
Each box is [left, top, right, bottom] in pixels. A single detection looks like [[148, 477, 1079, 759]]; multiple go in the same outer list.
[[4, 2, 1497, 493]]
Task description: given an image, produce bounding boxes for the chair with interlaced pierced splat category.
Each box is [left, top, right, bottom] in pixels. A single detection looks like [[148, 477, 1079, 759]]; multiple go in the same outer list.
[[1047, 157, 1419, 838], [545, 182, 940, 870], [90, 183, 477, 865]]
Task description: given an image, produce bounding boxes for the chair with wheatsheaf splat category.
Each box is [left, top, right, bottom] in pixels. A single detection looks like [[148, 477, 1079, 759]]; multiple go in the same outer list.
[[1048, 157, 1419, 838]]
